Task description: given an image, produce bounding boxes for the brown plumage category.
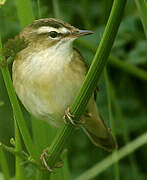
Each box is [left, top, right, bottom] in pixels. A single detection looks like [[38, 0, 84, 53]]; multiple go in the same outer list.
[[12, 18, 117, 151]]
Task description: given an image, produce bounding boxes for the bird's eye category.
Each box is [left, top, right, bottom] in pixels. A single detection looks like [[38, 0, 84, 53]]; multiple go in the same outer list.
[[49, 31, 58, 38]]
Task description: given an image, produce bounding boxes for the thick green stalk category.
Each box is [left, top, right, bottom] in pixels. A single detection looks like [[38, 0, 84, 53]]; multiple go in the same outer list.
[[76, 132, 147, 180], [77, 39, 147, 82], [15, 0, 34, 28], [135, 0, 147, 38], [0, 36, 29, 179], [70, 0, 126, 116], [46, 0, 127, 174], [0, 149, 10, 180], [0, 48, 37, 162]]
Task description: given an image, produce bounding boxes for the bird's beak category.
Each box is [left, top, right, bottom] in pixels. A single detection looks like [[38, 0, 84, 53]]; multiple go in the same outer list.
[[66, 29, 94, 38]]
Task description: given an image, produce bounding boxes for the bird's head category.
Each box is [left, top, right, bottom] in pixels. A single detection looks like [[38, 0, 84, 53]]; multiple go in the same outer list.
[[20, 18, 93, 50]]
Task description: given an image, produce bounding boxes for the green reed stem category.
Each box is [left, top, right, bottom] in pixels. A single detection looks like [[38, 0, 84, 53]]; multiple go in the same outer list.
[[14, 118, 26, 180], [135, 0, 147, 38], [0, 41, 37, 160], [104, 69, 120, 180], [0, 35, 28, 179], [0, 67, 37, 157], [0, 149, 10, 180], [108, 81, 140, 179], [76, 132, 147, 180], [46, 0, 127, 175], [109, 55, 147, 81]]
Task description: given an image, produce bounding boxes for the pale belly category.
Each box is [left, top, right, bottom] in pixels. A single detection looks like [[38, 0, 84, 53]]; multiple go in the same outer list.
[[13, 55, 86, 127]]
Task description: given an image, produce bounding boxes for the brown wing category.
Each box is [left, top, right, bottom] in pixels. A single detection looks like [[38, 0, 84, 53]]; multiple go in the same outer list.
[[73, 48, 99, 101]]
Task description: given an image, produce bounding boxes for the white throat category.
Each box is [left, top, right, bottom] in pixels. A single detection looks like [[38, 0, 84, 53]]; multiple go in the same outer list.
[[49, 39, 73, 63], [25, 39, 74, 74]]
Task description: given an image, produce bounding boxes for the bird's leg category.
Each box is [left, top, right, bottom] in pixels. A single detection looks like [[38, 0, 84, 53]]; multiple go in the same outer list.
[[63, 107, 85, 126]]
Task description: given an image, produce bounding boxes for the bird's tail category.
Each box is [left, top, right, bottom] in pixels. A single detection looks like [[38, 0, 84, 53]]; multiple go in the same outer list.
[[82, 99, 117, 151]]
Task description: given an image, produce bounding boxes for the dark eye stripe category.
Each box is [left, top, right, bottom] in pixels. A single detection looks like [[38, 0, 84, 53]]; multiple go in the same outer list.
[[38, 32, 70, 38]]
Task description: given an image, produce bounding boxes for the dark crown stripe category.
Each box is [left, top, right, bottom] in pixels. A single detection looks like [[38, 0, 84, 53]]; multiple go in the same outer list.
[[32, 21, 62, 29], [30, 18, 74, 31]]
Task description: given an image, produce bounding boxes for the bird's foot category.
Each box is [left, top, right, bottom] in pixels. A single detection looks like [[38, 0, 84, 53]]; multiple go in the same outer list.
[[54, 158, 64, 168], [40, 148, 54, 172], [40, 148, 64, 172], [63, 107, 84, 127]]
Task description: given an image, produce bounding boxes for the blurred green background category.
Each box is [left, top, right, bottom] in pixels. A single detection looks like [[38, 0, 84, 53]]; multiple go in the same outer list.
[[0, 0, 147, 179]]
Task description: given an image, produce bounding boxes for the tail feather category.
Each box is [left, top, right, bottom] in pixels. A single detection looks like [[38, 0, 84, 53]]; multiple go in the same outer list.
[[82, 97, 117, 151], [83, 126, 117, 151]]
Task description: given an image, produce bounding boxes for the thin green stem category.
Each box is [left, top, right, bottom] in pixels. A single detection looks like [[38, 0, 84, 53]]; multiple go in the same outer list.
[[0, 149, 10, 180], [0, 141, 25, 157], [76, 132, 147, 180], [0, 67, 37, 157], [135, 0, 147, 38], [109, 55, 147, 81], [14, 118, 26, 180], [0, 142, 42, 169], [0, 42, 37, 161], [108, 81, 140, 179], [1, 36, 23, 180], [104, 69, 115, 134], [104, 69, 120, 180], [45, 0, 126, 175]]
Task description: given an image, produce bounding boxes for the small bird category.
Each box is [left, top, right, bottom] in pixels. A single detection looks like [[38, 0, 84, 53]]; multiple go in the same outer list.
[[12, 18, 116, 151]]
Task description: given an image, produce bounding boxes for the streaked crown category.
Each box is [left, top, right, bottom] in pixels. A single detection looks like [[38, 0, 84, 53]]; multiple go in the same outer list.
[[20, 18, 93, 47]]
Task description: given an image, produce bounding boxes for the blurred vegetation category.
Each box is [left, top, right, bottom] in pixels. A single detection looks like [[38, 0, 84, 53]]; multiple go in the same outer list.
[[0, 0, 147, 180]]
